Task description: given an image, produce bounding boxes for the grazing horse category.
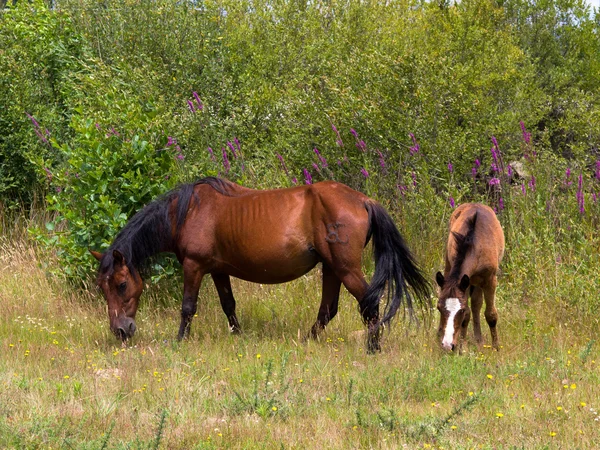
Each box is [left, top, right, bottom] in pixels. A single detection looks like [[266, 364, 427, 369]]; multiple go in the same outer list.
[[90, 177, 429, 353], [435, 203, 504, 352]]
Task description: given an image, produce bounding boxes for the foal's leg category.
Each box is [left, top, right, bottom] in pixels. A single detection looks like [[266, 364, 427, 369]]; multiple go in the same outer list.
[[483, 276, 500, 350], [470, 286, 484, 346], [309, 263, 342, 339], [178, 260, 204, 340], [459, 305, 471, 354], [212, 273, 241, 334]]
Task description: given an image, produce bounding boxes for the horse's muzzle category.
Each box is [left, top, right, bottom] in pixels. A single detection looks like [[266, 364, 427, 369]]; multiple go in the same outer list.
[[114, 317, 136, 341], [441, 342, 455, 352]]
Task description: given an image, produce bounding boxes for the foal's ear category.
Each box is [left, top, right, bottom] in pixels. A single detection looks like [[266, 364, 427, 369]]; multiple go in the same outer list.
[[112, 250, 126, 267], [459, 274, 470, 292], [435, 272, 445, 288], [89, 250, 103, 261]]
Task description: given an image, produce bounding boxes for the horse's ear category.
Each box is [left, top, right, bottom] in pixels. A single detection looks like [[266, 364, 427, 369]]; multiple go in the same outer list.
[[89, 250, 103, 261], [435, 272, 445, 288], [459, 274, 470, 292], [112, 250, 125, 267]]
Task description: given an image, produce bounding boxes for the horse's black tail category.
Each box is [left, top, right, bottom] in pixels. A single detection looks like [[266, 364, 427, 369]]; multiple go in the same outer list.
[[361, 202, 431, 328]]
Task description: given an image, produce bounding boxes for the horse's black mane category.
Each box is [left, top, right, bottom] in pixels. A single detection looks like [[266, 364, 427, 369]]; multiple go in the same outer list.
[[447, 212, 478, 284], [98, 177, 234, 276]]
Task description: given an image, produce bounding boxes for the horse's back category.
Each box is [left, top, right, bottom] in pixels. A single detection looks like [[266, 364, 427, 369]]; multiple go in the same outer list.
[[447, 203, 504, 279], [180, 180, 370, 283]]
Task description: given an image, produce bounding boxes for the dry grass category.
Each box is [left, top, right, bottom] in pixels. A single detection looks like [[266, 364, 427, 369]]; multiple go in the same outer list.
[[1, 234, 600, 449]]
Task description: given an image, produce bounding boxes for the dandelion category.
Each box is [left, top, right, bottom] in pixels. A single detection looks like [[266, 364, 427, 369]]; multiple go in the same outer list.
[[549, 431, 556, 437], [581, 402, 587, 407], [360, 167, 369, 178], [303, 168, 312, 185], [468, 392, 474, 396], [571, 383, 577, 389], [557, 406, 563, 411], [450, 425, 457, 430], [256, 353, 261, 359], [272, 406, 277, 411], [487, 374, 494, 379], [496, 412, 504, 418]]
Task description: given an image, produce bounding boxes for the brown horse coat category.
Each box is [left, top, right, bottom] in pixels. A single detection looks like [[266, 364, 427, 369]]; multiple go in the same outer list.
[[435, 203, 504, 352], [92, 177, 430, 353]]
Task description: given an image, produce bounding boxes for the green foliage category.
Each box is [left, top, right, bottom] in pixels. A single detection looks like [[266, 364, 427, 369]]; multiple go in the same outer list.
[[31, 117, 179, 281], [0, 0, 89, 207]]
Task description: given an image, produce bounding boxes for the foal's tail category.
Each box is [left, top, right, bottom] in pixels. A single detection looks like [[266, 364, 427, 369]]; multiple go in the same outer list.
[[362, 202, 431, 328]]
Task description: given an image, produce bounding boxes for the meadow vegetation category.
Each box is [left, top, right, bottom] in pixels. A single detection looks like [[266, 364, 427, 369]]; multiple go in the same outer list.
[[1, 0, 600, 448]]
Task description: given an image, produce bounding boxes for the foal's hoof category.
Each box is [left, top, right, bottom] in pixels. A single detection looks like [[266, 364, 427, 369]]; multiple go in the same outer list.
[[366, 340, 381, 354]]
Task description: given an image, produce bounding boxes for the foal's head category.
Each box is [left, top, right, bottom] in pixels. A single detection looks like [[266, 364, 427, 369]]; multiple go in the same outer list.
[[435, 272, 470, 351], [91, 250, 144, 341]]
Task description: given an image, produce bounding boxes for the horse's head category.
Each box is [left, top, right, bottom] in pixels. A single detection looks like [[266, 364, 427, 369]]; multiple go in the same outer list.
[[91, 249, 144, 342], [435, 271, 470, 352]]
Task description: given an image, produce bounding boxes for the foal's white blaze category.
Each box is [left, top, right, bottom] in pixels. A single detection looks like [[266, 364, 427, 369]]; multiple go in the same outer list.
[[442, 298, 461, 349]]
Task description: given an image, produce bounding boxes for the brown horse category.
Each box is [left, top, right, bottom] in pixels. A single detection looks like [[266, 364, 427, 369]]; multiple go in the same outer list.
[[90, 177, 429, 353], [435, 203, 504, 352]]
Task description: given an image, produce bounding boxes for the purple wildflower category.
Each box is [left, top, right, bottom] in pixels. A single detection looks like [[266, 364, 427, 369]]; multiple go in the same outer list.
[[167, 136, 176, 147], [521, 182, 526, 196], [507, 165, 513, 177], [472, 167, 478, 178], [489, 177, 500, 186], [409, 133, 420, 156], [176, 153, 185, 161], [44, 167, 52, 181], [227, 141, 237, 158], [34, 129, 49, 144], [234, 137, 241, 154], [350, 129, 358, 138], [312, 162, 321, 174], [411, 171, 417, 187], [313, 147, 328, 168], [397, 185, 407, 197], [187, 100, 196, 113], [303, 168, 312, 185], [498, 197, 504, 210], [377, 150, 386, 171], [208, 147, 216, 161], [56, 187, 62, 193], [360, 168, 369, 178], [448, 162, 453, 173], [292, 177, 298, 185], [520, 121, 531, 144], [276, 153, 289, 175], [528, 175, 536, 192], [564, 168, 573, 187], [593, 192, 597, 203], [26, 112, 40, 128], [192, 92, 203, 110], [475, 159, 481, 168], [331, 123, 343, 147], [222, 147, 230, 173], [95, 123, 102, 131], [449, 196, 455, 208], [595, 160, 600, 181]]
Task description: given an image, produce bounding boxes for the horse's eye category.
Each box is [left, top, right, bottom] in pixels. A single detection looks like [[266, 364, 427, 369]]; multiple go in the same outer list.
[[118, 282, 127, 293]]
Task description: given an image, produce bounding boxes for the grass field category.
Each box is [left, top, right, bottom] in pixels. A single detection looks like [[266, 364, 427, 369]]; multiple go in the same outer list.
[[1, 222, 599, 449]]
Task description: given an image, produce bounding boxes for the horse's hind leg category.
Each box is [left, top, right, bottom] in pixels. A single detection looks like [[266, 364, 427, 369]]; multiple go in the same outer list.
[[212, 273, 241, 334], [470, 286, 484, 346], [483, 276, 500, 350], [309, 263, 342, 339], [179, 260, 205, 340]]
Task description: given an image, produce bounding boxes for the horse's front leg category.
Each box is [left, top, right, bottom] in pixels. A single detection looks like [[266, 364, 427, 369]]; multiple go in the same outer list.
[[178, 259, 204, 340]]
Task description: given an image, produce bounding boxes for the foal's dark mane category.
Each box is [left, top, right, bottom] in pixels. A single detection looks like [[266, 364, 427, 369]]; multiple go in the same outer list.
[[98, 177, 235, 276], [447, 212, 478, 286]]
